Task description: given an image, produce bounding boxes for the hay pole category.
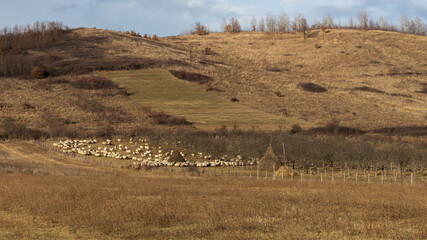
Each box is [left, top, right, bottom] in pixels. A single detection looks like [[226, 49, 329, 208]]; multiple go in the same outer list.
[[368, 173, 370, 184], [320, 172, 323, 183], [344, 173, 346, 183], [257, 169, 259, 179], [381, 171, 384, 184], [300, 172, 303, 182], [332, 169, 334, 183], [281, 171, 284, 180], [291, 170, 294, 182], [411, 174, 413, 186], [265, 170, 268, 179], [356, 173, 358, 183]]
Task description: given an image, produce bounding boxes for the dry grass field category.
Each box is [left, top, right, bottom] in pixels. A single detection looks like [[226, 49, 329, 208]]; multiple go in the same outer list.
[[0, 142, 426, 239], [162, 30, 427, 130], [1, 26, 426, 239]]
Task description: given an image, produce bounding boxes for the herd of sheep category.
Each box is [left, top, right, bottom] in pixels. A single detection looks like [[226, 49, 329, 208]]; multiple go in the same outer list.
[[53, 138, 257, 168]]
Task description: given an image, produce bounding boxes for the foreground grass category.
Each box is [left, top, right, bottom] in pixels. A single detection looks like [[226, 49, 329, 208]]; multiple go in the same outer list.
[[96, 69, 294, 130], [0, 143, 426, 239]]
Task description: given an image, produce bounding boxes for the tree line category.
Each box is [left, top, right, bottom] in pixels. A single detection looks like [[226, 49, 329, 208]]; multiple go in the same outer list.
[[193, 11, 426, 36]]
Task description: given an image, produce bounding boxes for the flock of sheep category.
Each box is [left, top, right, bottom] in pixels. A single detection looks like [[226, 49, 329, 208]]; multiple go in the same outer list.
[[52, 138, 257, 168]]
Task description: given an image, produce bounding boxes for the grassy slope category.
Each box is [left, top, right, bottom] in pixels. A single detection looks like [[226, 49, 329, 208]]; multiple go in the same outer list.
[[97, 69, 297, 130], [163, 30, 427, 130], [1, 28, 426, 132], [0, 142, 426, 239]]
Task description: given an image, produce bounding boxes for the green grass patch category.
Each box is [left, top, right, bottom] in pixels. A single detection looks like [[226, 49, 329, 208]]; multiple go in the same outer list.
[[96, 69, 293, 130]]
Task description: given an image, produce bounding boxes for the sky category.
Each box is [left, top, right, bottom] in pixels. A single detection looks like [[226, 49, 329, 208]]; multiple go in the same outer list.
[[0, 0, 426, 36]]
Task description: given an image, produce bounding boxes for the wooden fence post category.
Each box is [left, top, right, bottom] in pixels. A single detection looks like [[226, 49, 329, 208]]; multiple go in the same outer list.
[[257, 169, 259, 179], [411, 174, 413, 186], [344, 173, 346, 183], [281, 171, 284, 180], [356, 173, 358, 183], [320, 172, 323, 183], [368, 173, 370, 184], [300, 172, 303, 182], [381, 171, 384, 184]]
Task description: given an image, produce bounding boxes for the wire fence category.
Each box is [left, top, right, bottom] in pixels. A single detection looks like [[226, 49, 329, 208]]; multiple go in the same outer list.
[[32, 140, 427, 187]]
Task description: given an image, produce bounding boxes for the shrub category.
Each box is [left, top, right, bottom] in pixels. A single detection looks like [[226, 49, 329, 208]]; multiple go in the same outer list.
[[31, 66, 49, 79], [275, 91, 284, 97], [353, 86, 385, 94], [231, 97, 239, 102], [70, 76, 118, 90], [22, 102, 34, 109], [206, 87, 223, 92], [297, 82, 327, 93], [149, 111, 191, 126], [290, 124, 302, 134], [152, 34, 159, 41], [193, 22, 208, 35], [169, 70, 213, 85]]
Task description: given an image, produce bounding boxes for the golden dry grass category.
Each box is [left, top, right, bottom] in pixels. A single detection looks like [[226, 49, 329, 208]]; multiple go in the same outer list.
[[162, 30, 427, 130], [0, 142, 426, 239], [1, 28, 426, 132]]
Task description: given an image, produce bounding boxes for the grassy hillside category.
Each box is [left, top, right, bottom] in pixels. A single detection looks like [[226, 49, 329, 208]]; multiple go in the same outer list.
[[1, 27, 426, 133], [163, 30, 427, 130], [97, 69, 296, 130]]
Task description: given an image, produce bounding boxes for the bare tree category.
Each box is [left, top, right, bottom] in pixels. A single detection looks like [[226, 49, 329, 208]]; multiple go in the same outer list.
[[358, 10, 368, 29], [193, 22, 207, 35], [278, 12, 290, 32], [259, 17, 265, 32], [400, 14, 408, 33], [251, 17, 257, 31], [349, 16, 354, 28], [230, 17, 241, 33], [378, 16, 387, 30], [414, 17, 425, 35], [293, 13, 308, 39], [322, 14, 334, 28], [265, 14, 277, 32]]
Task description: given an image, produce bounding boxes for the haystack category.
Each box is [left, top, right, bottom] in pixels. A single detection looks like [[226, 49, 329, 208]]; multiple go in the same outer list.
[[258, 145, 282, 171], [168, 150, 186, 163], [275, 165, 297, 177]]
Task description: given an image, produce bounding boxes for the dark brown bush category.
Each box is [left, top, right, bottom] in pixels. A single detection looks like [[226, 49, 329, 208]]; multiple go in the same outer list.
[[297, 82, 327, 93], [149, 111, 191, 126], [70, 76, 118, 90], [206, 86, 223, 92], [169, 70, 213, 85], [353, 86, 385, 94], [30, 66, 49, 79], [231, 97, 239, 102]]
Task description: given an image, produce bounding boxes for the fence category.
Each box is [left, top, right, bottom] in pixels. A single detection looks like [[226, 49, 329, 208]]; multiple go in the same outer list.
[[32, 140, 427, 187]]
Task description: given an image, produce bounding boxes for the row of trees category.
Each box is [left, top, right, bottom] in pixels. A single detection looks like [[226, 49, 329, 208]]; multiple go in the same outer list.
[[196, 11, 426, 36], [0, 21, 67, 51]]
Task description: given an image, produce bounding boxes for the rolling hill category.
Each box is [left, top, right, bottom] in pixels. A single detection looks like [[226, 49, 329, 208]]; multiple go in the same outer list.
[[1, 27, 426, 134]]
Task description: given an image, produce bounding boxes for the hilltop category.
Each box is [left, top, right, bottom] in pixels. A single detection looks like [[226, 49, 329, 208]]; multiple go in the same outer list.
[[1, 27, 426, 135]]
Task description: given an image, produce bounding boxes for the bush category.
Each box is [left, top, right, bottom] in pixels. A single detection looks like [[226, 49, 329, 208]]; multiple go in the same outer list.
[[31, 66, 49, 79], [231, 97, 239, 102], [290, 124, 302, 134], [152, 34, 159, 41], [297, 82, 327, 93], [148, 111, 191, 126], [353, 86, 385, 94], [70, 76, 118, 90], [169, 70, 213, 85], [22, 102, 34, 109]]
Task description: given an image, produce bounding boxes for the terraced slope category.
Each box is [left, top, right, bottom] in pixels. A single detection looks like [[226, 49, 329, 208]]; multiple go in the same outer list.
[[97, 69, 298, 130]]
